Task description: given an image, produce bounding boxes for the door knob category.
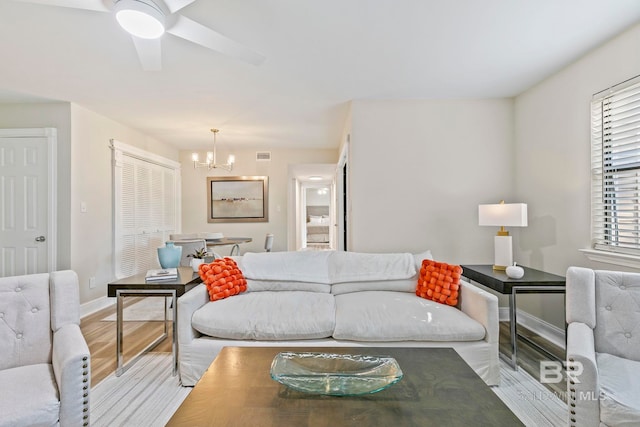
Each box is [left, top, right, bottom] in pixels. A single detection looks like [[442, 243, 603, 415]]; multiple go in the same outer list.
[[35, 236, 46, 242]]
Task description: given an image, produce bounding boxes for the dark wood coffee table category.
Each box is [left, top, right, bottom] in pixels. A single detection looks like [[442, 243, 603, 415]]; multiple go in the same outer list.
[[167, 347, 522, 426]]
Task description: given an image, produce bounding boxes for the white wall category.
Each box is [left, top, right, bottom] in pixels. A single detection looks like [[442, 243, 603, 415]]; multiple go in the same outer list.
[[513, 22, 640, 327], [348, 99, 515, 263], [0, 102, 177, 304], [306, 188, 331, 206], [0, 102, 73, 271], [69, 104, 179, 304], [180, 147, 337, 254]]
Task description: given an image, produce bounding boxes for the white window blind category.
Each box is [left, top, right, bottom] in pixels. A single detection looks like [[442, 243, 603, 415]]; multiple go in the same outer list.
[[592, 75, 640, 256], [111, 140, 181, 278]]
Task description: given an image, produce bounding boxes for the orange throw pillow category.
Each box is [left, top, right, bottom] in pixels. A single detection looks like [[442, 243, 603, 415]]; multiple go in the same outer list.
[[416, 260, 462, 306], [198, 258, 247, 301]]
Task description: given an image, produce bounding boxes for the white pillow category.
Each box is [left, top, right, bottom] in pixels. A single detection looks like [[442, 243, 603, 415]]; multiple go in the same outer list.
[[309, 215, 322, 224], [413, 250, 433, 270], [247, 279, 331, 293], [331, 279, 416, 295]]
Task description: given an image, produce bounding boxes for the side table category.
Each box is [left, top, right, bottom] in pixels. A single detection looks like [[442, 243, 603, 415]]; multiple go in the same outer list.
[[107, 267, 201, 376], [460, 264, 566, 370]]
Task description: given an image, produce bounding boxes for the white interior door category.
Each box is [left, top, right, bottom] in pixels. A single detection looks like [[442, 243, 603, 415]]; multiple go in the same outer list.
[[0, 128, 56, 277]]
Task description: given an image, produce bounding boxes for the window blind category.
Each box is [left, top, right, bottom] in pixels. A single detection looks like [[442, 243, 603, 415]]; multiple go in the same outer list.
[[592, 75, 640, 255], [111, 140, 180, 278]]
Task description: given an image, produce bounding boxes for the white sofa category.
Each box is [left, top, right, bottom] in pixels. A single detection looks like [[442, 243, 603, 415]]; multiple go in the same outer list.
[[566, 266, 640, 427], [178, 251, 500, 387]]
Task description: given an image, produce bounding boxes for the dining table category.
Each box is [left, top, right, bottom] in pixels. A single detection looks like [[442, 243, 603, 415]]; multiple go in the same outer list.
[[205, 237, 252, 255]]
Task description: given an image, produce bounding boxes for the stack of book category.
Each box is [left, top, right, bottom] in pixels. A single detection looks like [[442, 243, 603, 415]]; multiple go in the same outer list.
[[145, 268, 178, 282]]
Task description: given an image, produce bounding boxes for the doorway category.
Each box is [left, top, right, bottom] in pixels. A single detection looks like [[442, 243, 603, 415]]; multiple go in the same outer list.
[[288, 164, 336, 251], [303, 184, 333, 250], [0, 128, 57, 277]]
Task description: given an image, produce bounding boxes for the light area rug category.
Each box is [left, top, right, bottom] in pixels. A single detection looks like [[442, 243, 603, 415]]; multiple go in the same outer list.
[[102, 297, 173, 322], [90, 354, 190, 426], [491, 361, 567, 426], [91, 353, 567, 427]]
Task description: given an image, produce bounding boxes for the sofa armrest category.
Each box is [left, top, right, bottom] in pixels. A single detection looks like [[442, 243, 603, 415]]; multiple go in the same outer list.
[[566, 322, 599, 427], [52, 323, 90, 427], [458, 279, 499, 346], [177, 283, 209, 346]]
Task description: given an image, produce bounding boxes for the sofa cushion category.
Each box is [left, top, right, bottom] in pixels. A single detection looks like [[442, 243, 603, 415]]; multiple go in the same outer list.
[[328, 251, 416, 283], [0, 363, 60, 427], [331, 279, 416, 295], [333, 291, 485, 342], [247, 279, 331, 293], [597, 352, 640, 426], [241, 251, 332, 283], [413, 249, 433, 269], [192, 291, 335, 340]]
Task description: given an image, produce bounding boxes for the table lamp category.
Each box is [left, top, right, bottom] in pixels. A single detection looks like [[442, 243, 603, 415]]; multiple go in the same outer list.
[[478, 201, 528, 270]]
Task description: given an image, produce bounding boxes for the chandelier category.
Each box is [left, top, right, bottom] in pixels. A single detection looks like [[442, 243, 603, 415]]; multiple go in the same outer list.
[[192, 128, 235, 171]]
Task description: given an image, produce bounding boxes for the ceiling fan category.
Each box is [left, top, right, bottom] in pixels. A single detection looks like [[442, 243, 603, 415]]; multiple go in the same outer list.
[[11, 0, 265, 70]]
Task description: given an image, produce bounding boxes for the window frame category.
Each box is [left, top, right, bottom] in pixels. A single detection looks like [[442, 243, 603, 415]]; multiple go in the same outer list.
[[588, 75, 640, 266]]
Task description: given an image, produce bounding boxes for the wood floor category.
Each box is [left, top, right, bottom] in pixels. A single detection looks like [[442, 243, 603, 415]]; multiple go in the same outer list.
[[499, 320, 566, 396], [82, 300, 567, 393], [81, 297, 173, 386]]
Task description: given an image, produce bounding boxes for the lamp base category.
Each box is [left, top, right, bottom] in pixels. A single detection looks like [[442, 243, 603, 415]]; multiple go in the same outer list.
[[494, 235, 512, 271]]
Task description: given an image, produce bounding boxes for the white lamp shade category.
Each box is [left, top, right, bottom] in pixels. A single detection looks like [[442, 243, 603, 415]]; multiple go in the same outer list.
[[478, 203, 528, 227]]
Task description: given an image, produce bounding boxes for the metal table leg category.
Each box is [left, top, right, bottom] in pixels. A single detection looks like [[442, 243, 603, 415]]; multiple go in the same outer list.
[[504, 285, 566, 371], [115, 289, 178, 377]]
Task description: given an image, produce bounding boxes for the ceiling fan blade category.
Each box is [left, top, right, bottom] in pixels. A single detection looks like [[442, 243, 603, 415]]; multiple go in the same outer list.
[[132, 37, 162, 71], [162, 0, 196, 14], [167, 15, 265, 66], [10, 0, 110, 12]]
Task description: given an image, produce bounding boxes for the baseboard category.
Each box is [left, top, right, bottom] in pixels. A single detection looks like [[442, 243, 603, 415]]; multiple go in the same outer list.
[[499, 307, 566, 350], [80, 296, 114, 319]]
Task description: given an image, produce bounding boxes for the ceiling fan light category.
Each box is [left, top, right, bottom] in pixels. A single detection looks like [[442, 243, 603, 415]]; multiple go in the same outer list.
[[114, 0, 165, 39]]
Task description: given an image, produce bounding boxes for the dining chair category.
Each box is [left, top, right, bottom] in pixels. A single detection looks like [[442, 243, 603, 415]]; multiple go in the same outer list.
[[171, 239, 207, 267]]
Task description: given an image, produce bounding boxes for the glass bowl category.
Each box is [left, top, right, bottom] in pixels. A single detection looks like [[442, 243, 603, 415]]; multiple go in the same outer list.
[[270, 351, 403, 396]]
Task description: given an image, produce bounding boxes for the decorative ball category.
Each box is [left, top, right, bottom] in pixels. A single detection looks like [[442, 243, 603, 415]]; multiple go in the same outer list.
[[506, 264, 525, 279]]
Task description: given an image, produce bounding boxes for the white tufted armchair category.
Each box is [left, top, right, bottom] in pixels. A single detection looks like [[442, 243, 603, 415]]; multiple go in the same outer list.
[[0, 270, 91, 426], [566, 266, 640, 427]]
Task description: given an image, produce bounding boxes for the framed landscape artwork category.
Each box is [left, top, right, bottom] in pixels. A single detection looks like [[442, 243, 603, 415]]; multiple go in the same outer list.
[[207, 176, 269, 223]]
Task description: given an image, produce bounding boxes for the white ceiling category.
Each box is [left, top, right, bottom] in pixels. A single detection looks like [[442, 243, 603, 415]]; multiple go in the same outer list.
[[1, 0, 640, 152]]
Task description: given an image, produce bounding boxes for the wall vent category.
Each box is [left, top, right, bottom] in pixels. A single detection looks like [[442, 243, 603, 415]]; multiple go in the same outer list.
[[256, 151, 271, 161]]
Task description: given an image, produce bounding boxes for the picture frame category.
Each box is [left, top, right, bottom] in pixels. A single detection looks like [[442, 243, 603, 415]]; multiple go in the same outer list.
[[207, 176, 269, 223]]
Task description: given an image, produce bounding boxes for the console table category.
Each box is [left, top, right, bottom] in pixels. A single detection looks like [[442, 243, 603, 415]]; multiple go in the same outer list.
[[107, 267, 201, 376], [460, 264, 566, 370]]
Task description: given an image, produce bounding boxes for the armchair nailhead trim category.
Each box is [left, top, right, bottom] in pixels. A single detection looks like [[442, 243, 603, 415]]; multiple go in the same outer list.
[[80, 355, 90, 425]]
